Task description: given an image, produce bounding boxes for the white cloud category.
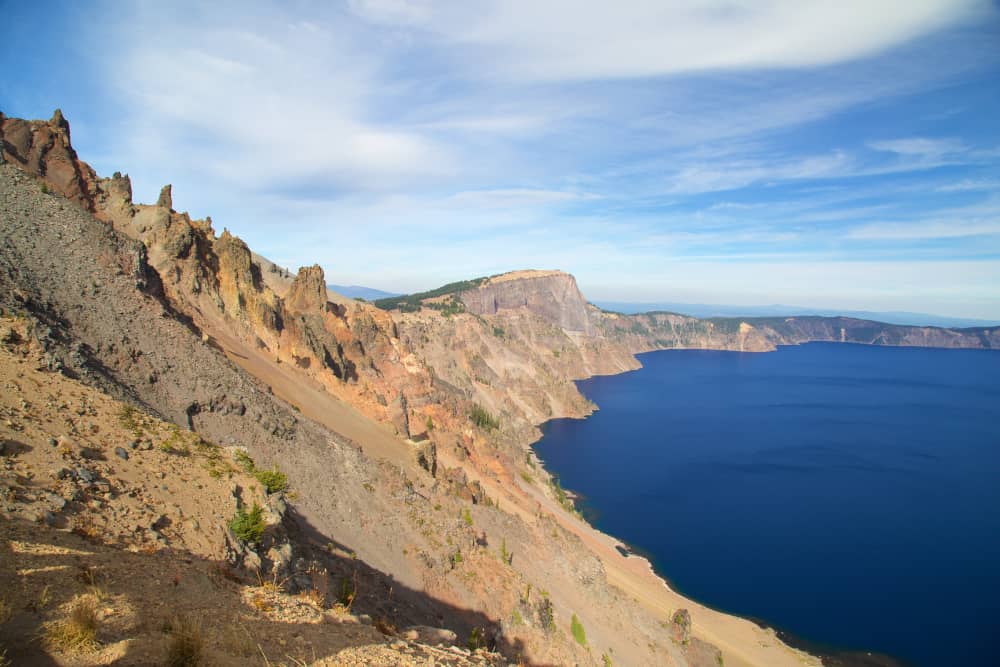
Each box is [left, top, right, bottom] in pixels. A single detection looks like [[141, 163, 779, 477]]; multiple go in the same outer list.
[[99, 5, 457, 197], [447, 188, 599, 208], [849, 219, 1000, 240], [665, 151, 853, 193], [350, 0, 989, 81], [868, 137, 966, 157], [935, 179, 1000, 192]]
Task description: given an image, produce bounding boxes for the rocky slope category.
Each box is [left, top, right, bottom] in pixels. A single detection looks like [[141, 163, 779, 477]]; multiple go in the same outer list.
[[2, 111, 750, 667], [0, 317, 508, 666]]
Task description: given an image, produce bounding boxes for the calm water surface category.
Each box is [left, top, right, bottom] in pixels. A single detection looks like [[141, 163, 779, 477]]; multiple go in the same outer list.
[[535, 343, 1000, 667]]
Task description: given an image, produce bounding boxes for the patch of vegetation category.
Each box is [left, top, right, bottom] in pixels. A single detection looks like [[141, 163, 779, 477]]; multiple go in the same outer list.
[[469, 403, 499, 431], [548, 475, 578, 515], [603, 653, 613, 667], [338, 576, 356, 608], [232, 450, 288, 493], [449, 548, 463, 568], [229, 504, 265, 545], [492, 325, 505, 338], [372, 277, 488, 312], [425, 415, 434, 432], [511, 608, 523, 626], [519, 471, 534, 484], [461, 507, 474, 526], [117, 404, 144, 438], [164, 616, 203, 667], [233, 449, 255, 473], [467, 626, 483, 651], [44, 596, 98, 653], [424, 295, 466, 316], [537, 596, 555, 633], [160, 425, 190, 456], [570, 613, 587, 646], [253, 466, 288, 494]]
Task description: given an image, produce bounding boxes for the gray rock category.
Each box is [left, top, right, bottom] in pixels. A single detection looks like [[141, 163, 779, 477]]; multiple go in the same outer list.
[[267, 542, 293, 573], [114, 446, 129, 460], [74, 467, 96, 483], [48, 437, 58, 447], [42, 492, 66, 511], [402, 625, 458, 646], [244, 548, 262, 572], [128, 439, 139, 450]]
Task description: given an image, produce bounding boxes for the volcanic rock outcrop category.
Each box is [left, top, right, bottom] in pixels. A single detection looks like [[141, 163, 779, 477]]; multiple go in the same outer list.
[[458, 270, 595, 335]]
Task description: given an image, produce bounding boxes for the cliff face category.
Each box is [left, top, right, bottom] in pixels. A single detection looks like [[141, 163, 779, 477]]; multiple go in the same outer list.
[[459, 270, 594, 335]]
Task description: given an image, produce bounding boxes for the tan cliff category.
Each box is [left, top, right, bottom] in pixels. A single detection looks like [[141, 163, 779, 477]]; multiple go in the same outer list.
[[459, 270, 595, 336]]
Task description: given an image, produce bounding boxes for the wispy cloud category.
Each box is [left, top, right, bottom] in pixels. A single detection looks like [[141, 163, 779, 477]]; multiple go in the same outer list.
[[349, 0, 989, 80]]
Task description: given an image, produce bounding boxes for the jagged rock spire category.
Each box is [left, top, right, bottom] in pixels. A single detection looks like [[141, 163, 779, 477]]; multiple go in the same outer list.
[[157, 184, 172, 210]]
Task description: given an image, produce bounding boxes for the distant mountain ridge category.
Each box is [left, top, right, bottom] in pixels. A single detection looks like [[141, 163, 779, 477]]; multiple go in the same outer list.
[[594, 300, 999, 330], [327, 283, 400, 300]]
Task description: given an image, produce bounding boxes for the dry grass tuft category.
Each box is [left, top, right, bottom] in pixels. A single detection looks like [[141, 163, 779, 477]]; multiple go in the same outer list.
[[164, 615, 204, 666], [220, 616, 256, 657], [297, 587, 325, 609], [44, 596, 99, 653]]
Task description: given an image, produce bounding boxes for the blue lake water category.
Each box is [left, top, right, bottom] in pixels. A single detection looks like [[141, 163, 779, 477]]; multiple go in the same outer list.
[[534, 343, 1000, 666]]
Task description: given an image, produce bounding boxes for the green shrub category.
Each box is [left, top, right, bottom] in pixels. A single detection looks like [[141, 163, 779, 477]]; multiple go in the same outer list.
[[233, 450, 255, 473], [253, 467, 288, 494], [570, 613, 587, 646], [229, 504, 265, 545], [461, 508, 473, 526], [469, 404, 499, 431]]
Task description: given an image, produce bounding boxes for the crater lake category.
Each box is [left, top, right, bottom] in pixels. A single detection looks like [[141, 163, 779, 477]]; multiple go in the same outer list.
[[534, 342, 1000, 667]]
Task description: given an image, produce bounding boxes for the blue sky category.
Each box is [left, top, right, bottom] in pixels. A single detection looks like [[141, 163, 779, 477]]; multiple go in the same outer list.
[[3, 1, 999, 318]]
